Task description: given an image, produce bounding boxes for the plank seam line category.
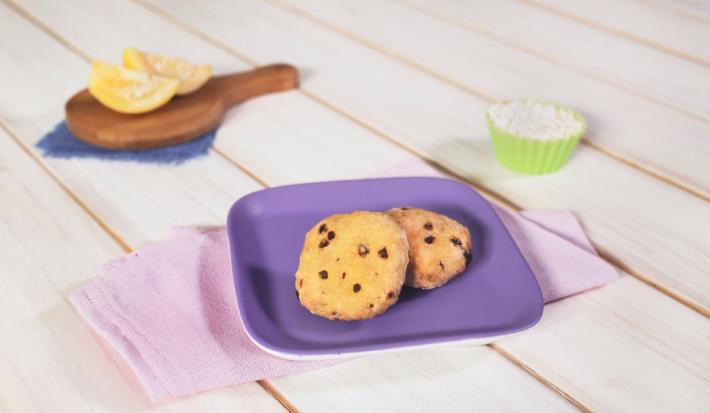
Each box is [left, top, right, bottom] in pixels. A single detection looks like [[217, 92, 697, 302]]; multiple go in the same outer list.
[[0, 120, 132, 254], [298, 89, 710, 321], [212, 148, 271, 188], [581, 141, 710, 203], [639, 0, 710, 25], [4, 0, 272, 197], [133, 0, 709, 318], [521, 0, 710, 68], [257, 380, 301, 413], [0, 122, 299, 413], [10, 1, 708, 411], [490, 343, 593, 413], [258, 0, 710, 315], [91, 5, 595, 410], [400, 0, 710, 125], [0, 0, 92, 62], [267, 0, 710, 202], [7, 0, 592, 407], [0, 1, 295, 410]]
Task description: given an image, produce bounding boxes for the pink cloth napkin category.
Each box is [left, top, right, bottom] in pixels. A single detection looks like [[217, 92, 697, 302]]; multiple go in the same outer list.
[[70, 158, 617, 401]]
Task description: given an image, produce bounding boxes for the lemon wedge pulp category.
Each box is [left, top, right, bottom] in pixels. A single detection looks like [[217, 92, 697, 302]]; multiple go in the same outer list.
[[88, 61, 179, 114], [123, 48, 212, 95]]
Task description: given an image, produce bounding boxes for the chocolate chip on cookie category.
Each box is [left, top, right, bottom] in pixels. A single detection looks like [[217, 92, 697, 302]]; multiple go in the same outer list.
[[358, 244, 369, 257]]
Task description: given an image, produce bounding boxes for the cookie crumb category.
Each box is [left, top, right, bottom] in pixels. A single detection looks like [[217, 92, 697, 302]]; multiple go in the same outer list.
[[424, 235, 435, 244]]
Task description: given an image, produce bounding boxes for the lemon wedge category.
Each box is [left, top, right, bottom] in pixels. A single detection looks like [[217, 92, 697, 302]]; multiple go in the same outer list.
[[123, 48, 212, 95], [88, 61, 179, 114]]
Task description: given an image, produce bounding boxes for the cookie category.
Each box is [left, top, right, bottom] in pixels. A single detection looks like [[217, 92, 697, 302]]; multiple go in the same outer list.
[[295, 211, 409, 321], [386, 207, 472, 289]]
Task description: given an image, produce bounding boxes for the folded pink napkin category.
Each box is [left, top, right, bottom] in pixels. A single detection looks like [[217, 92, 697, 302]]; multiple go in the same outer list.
[[70, 158, 617, 401]]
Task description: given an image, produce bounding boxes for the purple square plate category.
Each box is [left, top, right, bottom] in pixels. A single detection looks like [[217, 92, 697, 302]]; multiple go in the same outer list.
[[227, 177, 542, 360]]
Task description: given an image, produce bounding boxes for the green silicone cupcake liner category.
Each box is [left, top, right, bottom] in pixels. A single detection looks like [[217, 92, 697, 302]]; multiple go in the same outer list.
[[486, 103, 587, 175]]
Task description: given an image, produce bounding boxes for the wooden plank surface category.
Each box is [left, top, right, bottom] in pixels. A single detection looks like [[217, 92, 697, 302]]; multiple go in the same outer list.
[[0, 1, 579, 411], [145, 0, 710, 312], [3, 0, 709, 411], [525, 0, 710, 66], [271, 275, 710, 413], [0, 4, 264, 247], [0, 125, 286, 412], [14, 0, 710, 410], [500, 275, 710, 412], [0, 2, 288, 411], [198, 104, 710, 411], [647, 0, 710, 19], [280, 0, 710, 197], [406, 0, 710, 123]]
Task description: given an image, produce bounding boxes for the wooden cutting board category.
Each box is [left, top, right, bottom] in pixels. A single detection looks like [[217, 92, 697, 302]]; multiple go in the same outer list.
[[65, 63, 298, 150]]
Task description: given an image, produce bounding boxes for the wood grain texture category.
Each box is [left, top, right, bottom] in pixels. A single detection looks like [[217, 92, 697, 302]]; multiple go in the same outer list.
[[178, 94, 710, 412], [406, 0, 710, 123], [525, 0, 710, 66], [0, 2, 264, 246], [21, 0, 710, 410], [268, 349, 577, 413], [0, 126, 286, 413], [501, 275, 710, 412], [642, 0, 710, 22], [282, 0, 710, 196], [146, 0, 710, 312], [66, 65, 299, 149], [0, 1, 578, 411], [0, 4, 287, 411]]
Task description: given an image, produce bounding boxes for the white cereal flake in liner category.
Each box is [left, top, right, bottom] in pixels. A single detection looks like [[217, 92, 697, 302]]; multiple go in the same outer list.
[[488, 100, 583, 141]]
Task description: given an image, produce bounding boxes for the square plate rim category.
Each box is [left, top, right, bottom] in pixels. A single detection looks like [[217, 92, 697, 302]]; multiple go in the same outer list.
[[227, 176, 543, 359]]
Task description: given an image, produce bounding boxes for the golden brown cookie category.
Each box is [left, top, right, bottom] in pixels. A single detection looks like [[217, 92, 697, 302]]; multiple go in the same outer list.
[[295, 211, 409, 320], [386, 207, 472, 289]]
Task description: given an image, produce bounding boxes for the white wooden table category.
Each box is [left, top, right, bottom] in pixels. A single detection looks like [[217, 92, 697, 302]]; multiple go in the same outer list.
[[1, 1, 709, 411]]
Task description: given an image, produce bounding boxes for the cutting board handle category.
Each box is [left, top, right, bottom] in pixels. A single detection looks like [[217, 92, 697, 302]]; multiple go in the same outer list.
[[211, 63, 299, 107]]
